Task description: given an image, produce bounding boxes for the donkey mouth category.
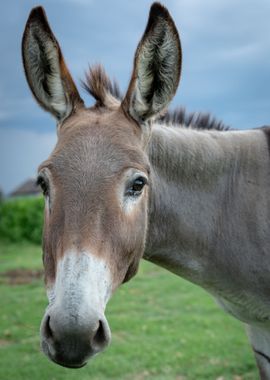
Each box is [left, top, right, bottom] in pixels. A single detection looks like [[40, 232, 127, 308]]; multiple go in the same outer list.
[[48, 354, 87, 369], [54, 361, 87, 369], [41, 338, 93, 369]]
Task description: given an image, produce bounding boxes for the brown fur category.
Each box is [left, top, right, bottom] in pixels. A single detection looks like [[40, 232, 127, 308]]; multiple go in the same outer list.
[[39, 108, 150, 287], [82, 65, 121, 107]]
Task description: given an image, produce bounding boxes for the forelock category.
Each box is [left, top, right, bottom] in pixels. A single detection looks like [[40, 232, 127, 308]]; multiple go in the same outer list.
[[82, 65, 122, 109]]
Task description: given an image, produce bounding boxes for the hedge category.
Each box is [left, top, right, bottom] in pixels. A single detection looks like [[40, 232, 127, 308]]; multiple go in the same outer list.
[[0, 196, 44, 244]]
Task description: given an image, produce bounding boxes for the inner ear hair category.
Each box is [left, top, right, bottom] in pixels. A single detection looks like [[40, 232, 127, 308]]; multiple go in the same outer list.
[[22, 6, 84, 122], [123, 2, 182, 123]]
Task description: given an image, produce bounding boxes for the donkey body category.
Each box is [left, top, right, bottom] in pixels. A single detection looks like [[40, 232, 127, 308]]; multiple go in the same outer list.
[[146, 124, 270, 378], [22, 3, 270, 378], [147, 124, 270, 326]]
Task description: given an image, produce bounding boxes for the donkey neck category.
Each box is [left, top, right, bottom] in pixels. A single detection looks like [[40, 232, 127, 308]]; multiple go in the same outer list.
[[144, 123, 267, 288]]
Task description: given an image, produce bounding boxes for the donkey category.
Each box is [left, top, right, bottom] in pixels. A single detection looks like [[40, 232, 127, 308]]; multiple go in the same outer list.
[[22, 2, 270, 378]]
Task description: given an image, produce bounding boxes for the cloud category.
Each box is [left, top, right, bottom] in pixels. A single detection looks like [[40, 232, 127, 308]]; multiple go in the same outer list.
[[0, 128, 56, 194], [56, 0, 94, 5]]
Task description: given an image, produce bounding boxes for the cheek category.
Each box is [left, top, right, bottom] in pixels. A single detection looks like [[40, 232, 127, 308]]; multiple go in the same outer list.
[[110, 202, 148, 285], [42, 198, 63, 286], [42, 203, 54, 285], [127, 199, 148, 243], [122, 189, 148, 221], [42, 250, 56, 288], [45, 196, 50, 214]]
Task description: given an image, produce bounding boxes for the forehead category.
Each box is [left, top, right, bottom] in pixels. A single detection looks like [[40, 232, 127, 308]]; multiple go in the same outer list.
[[39, 108, 149, 177]]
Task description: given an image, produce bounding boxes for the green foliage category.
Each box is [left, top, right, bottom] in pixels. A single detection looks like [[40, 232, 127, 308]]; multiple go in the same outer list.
[[0, 197, 44, 244]]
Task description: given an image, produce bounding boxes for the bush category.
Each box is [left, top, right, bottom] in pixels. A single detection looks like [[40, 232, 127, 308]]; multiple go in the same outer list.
[[0, 196, 44, 244]]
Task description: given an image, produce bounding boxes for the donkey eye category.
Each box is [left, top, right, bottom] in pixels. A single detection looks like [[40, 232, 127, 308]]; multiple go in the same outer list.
[[37, 176, 49, 197], [126, 176, 148, 197]]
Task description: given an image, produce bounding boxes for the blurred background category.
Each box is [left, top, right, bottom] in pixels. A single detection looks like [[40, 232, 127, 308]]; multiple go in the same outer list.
[[0, 1, 269, 379]]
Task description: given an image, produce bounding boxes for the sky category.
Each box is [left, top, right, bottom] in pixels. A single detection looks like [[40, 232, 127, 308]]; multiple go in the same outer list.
[[0, 0, 270, 194]]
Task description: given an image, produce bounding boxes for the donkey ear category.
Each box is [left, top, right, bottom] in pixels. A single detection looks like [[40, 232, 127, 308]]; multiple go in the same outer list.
[[22, 7, 84, 122], [122, 2, 182, 123]]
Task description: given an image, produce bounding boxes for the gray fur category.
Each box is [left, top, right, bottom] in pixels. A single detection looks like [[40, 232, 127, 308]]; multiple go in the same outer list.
[[145, 124, 270, 377]]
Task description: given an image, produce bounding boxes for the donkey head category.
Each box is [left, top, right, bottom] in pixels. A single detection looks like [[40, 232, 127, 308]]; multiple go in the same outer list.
[[22, 2, 181, 368]]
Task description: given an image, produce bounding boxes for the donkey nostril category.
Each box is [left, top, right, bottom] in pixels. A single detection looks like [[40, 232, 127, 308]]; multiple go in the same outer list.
[[44, 315, 53, 339], [92, 320, 107, 349]]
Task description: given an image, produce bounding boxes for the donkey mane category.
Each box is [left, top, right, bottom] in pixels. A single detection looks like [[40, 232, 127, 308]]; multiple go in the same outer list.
[[159, 108, 230, 131], [82, 65, 230, 132]]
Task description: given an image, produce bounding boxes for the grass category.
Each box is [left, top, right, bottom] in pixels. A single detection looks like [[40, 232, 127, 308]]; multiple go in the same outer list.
[[0, 240, 257, 380]]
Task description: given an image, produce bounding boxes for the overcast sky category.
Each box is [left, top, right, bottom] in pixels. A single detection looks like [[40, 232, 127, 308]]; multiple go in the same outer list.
[[0, 0, 270, 194]]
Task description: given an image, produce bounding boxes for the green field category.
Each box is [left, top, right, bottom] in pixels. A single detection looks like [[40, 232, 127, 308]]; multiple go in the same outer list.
[[0, 240, 257, 380]]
